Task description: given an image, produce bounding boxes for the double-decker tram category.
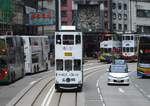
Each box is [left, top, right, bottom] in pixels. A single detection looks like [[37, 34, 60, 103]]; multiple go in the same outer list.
[[0, 36, 25, 84], [55, 29, 83, 91], [137, 35, 150, 77], [99, 34, 121, 63], [122, 34, 137, 62]]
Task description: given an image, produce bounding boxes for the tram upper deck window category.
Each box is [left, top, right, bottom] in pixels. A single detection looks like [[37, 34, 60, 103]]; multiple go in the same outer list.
[[126, 36, 130, 40], [65, 60, 72, 71], [76, 35, 81, 44], [56, 59, 63, 70], [56, 35, 61, 44], [0, 39, 7, 55], [74, 60, 81, 70], [63, 35, 74, 45], [30, 38, 39, 46]]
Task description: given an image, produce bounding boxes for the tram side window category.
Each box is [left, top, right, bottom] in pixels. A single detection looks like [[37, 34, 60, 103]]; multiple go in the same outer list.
[[32, 54, 39, 63], [6, 37, 14, 47], [0, 59, 7, 67], [56, 35, 61, 44], [123, 47, 126, 52], [63, 35, 74, 45], [74, 60, 81, 70], [76, 35, 81, 44], [56, 59, 63, 70], [131, 36, 133, 40], [127, 47, 129, 52], [130, 47, 134, 52], [65, 60, 72, 71]]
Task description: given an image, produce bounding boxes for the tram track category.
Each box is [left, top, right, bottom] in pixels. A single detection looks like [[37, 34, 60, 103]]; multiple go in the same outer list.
[[7, 75, 55, 106], [7, 63, 108, 106], [53, 64, 108, 106]]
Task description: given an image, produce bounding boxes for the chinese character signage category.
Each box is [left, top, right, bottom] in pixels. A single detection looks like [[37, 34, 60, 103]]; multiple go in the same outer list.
[[29, 10, 55, 26]]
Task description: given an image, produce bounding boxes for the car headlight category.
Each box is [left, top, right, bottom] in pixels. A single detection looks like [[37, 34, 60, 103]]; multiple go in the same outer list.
[[108, 75, 115, 79]]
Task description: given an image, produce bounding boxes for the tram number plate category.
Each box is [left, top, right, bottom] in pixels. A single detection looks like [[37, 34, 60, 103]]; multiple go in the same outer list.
[[64, 52, 72, 56]]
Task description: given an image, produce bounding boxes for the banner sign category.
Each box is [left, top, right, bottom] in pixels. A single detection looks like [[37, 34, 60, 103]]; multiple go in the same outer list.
[[28, 9, 55, 26]]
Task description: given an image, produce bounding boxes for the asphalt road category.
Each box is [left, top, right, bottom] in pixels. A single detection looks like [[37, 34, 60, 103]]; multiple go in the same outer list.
[[0, 67, 54, 106], [0, 60, 150, 106]]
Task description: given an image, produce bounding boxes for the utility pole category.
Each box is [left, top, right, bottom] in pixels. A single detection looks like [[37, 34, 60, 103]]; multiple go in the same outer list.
[[55, 0, 61, 31], [42, 0, 44, 35]]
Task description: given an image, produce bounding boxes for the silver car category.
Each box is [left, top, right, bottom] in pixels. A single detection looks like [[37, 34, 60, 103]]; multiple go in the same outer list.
[[107, 64, 130, 85]]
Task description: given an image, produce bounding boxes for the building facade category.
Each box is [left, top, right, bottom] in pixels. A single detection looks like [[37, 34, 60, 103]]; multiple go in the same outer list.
[[131, 0, 150, 34], [37, 0, 56, 35], [0, 0, 13, 35], [60, 0, 73, 26], [111, 0, 131, 33]]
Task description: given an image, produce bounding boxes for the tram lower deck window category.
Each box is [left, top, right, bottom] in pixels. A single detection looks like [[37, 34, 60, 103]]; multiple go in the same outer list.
[[65, 60, 72, 71], [74, 60, 81, 70], [56, 59, 63, 70]]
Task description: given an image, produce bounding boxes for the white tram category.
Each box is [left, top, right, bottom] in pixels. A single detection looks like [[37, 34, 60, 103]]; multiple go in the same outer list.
[[55, 27, 83, 91]]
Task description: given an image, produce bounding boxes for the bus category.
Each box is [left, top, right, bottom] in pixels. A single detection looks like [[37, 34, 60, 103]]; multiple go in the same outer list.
[[137, 35, 150, 77], [0, 36, 25, 84], [55, 30, 83, 91], [99, 34, 121, 63], [122, 34, 137, 62], [22, 36, 50, 74]]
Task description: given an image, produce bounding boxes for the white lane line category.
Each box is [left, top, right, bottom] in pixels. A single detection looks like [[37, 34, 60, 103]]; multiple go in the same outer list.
[[97, 88, 100, 94], [139, 88, 146, 94], [41, 84, 55, 106], [118, 88, 125, 93], [45, 87, 55, 106], [103, 103, 106, 106], [147, 95, 150, 98], [96, 80, 99, 87], [30, 78, 42, 85], [135, 84, 139, 88], [84, 65, 107, 71], [30, 81, 37, 85], [99, 94, 103, 101]]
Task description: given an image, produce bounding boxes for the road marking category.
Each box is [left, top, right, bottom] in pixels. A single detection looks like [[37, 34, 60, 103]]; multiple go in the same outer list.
[[99, 94, 103, 101], [96, 80, 99, 87], [103, 103, 106, 106], [147, 95, 150, 98], [30, 78, 42, 85], [118, 88, 125, 93], [42, 84, 55, 106], [97, 88, 100, 94], [139, 88, 146, 94], [84, 65, 107, 71], [45, 87, 55, 106], [135, 84, 139, 88], [30, 81, 37, 85]]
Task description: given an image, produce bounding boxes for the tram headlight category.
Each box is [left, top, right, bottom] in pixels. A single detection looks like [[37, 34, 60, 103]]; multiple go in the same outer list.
[[55, 80, 58, 84], [78, 80, 82, 84]]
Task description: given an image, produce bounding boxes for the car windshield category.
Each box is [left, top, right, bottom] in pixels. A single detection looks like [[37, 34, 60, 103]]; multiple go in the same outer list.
[[110, 65, 127, 73], [114, 59, 125, 65]]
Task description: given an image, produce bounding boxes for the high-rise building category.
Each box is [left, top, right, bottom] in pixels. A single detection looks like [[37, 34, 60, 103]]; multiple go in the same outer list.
[[73, 0, 101, 57], [111, 0, 130, 33], [131, 0, 150, 34], [60, 0, 73, 26], [0, 0, 13, 35]]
